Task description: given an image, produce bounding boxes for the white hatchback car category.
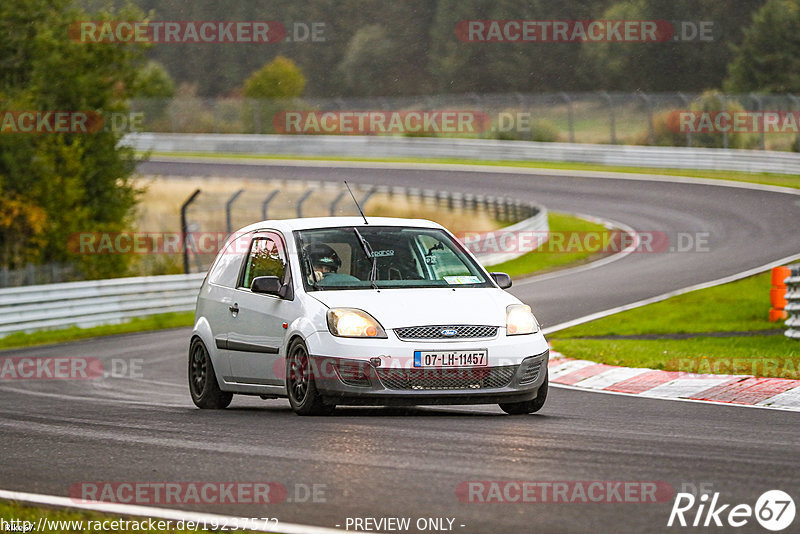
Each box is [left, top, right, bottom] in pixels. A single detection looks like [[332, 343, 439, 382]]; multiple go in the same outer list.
[[189, 217, 549, 415]]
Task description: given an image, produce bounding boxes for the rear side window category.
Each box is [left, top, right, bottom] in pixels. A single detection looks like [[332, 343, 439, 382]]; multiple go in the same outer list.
[[208, 233, 250, 288], [240, 234, 288, 289]]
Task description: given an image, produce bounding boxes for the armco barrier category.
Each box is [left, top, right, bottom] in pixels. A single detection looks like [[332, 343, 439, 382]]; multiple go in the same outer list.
[[785, 265, 800, 339], [0, 273, 206, 336], [0, 213, 548, 336], [124, 133, 800, 175]]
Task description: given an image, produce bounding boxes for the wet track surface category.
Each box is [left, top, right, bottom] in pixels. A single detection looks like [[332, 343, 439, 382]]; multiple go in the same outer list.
[[2, 161, 799, 533]]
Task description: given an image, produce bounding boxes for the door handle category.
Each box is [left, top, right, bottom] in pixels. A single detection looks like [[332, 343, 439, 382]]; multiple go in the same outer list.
[[229, 304, 239, 314]]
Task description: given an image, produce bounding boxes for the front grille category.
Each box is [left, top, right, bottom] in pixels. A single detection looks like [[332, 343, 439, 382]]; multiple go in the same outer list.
[[394, 325, 498, 340], [376, 365, 517, 390], [519, 360, 542, 385]]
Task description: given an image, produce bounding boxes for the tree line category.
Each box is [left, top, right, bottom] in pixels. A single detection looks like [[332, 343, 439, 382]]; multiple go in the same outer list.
[[104, 0, 795, 97]]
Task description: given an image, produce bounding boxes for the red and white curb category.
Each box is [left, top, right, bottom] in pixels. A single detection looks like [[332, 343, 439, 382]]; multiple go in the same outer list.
[[548, 351, 800, 411]]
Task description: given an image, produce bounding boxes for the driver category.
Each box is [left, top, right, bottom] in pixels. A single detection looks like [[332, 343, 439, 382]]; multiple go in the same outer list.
[[304, 243, 360, 285]]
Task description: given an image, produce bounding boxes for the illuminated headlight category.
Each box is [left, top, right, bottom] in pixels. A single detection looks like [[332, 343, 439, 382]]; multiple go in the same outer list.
[[327, 308, 387, 338], [506, 304, 539, 335]]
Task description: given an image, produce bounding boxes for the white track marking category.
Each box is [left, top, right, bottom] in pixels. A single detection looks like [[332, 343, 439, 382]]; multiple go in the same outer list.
[[549, 382, 800, 412], [756, 387, 800, 409], [542, 252, 800, 335], [639, 377, 736, 399], [0, 489, 350, 534], [548, 359, 597, 379], [572, 367, 652, 390], [513, 213, 640, 286]]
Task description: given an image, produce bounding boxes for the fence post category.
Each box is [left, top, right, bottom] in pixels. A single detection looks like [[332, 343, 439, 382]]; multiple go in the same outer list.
[[261, 189, 280, 220], [296, 189, 314, 218], [559, 92, 575, 143], [638, 92, 654, 146], [789, 94, 800, 152], [601, 92, 616, 144], [360, 187, 378, 209], [678, 93, 692, 147], [329, 190, 347, 216], [750, 93, 765, 150], [253, 100, 261, 134], [180, 188, 202, 274], [225, 189, 245, 234], [721, 94, 729, 149]]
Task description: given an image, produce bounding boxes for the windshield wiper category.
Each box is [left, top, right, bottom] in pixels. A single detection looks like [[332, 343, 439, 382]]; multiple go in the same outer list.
[[353, 228, 378, 289]]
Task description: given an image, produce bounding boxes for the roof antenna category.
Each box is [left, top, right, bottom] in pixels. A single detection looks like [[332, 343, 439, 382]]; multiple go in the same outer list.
[[344, 181, 368, 224]]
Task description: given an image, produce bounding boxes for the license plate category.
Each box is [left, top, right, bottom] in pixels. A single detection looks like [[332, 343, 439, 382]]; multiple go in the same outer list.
[[413, 350, 488, 368]]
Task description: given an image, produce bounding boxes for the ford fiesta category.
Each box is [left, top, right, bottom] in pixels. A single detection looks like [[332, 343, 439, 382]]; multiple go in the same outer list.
[[189, 217, 549, 415]]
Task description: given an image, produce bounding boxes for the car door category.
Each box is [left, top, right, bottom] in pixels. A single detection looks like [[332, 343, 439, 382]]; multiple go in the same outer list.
[[227, 231, 293, 385], [202, 231, 252, 384]]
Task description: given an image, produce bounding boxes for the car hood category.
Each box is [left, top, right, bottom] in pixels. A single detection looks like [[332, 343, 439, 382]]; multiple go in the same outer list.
[[308, 287, 520, 329]]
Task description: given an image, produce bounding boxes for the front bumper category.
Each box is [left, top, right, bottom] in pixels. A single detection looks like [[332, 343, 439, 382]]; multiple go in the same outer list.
[[304, 329, 549, 406]]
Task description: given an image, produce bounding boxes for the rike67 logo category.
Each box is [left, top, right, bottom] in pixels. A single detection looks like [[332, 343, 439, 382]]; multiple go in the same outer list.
[[668, 490, 795, 531]]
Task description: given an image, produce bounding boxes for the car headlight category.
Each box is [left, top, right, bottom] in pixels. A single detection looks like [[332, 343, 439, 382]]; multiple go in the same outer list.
[[506, 304, 539, 335], [326, 308, 387, 338]]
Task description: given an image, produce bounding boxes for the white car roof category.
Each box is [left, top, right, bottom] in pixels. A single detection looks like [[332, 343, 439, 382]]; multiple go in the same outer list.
[[235, 216, 446, 235]]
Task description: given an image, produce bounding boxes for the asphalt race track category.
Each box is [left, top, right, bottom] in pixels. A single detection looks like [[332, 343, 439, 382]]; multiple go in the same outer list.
[[2, 160, 799, 533]]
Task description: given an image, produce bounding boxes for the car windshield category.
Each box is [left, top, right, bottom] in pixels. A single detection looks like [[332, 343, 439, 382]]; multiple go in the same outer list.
[[294, 226, 491, 290]]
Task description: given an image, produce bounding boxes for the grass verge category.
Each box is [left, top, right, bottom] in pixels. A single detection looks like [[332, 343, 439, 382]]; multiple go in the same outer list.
[[486, 212, 609, 277], [0, 500, 270, 534], [148, 151, 800, 190], [0, 312, 194, 351], [549, 272, 799, 379]]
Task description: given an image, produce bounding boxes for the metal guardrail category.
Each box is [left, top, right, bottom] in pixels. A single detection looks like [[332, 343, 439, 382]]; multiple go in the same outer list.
[[785, 265, 800, 339], [0, 195, 546, 336], [125, 133, 800, 174], [467, 207, 549, 266], [0, 274, 206, 336]]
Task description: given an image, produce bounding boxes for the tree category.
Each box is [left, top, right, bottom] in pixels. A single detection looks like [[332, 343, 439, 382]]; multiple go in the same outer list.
[[336, 25, 398, 96], [243, 56, 306, 99], [0, 0, 151, 277], [725, 0, 800, 93]]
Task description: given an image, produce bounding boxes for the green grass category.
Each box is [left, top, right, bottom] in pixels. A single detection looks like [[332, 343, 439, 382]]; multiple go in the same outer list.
[[486, 212, 609, 277], [549, 271, 799, 379], [0, 500, 271, 534], [553, 272, 783, 338], [0, 311, 194, 351], [147, 151, 800, 190], [551, 336, 800, 379]]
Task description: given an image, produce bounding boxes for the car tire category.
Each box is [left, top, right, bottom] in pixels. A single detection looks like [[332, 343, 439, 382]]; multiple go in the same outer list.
[[189, 338, 233, 409], [499, 372, 548, 415], [286, 339, 335, 416]]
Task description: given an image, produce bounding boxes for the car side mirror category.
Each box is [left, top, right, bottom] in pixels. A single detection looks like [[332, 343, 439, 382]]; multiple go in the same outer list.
[[490, 272, 512, 289], [251, 276, 284, 296]]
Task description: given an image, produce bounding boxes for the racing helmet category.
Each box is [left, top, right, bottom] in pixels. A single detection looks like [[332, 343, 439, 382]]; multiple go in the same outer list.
[[305, 243, 342, 271]]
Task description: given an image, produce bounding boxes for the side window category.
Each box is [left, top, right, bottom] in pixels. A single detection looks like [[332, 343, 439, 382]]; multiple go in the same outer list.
[[208, 233, 250, 288], [241, 234, 287, 289]]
